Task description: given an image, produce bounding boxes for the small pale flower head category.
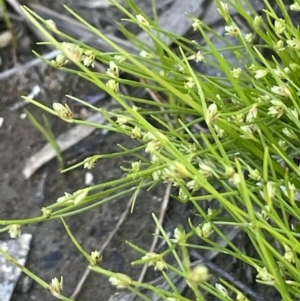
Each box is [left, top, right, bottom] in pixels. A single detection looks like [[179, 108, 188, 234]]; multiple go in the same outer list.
[[290, 2, 300, 11], [271, 85, 290, 97], [178, 188, 189, 203], [195, 222, 213, 238], [216, 94, 222, 101], [145, 139, 163, 153], [42, 207, 52, 219], [281, 182, 297, 204], [164, 161, 190, 181], [171, 227, 186, 244], [206, 103, 218, 124], [254, 204, 268, 221], [57, 189, 88, 205], [225, 166, 234, 177], [50, 53, 68, 68], [180, 143, 197, 154], [253, 15, 262, 30], [109, 273, 132, 288], [192, 18, 201, 31], [267, 181, 276, 200], [231, 67, 242, 79], [248, 166, 261, 181], [184, 77, 195, 89], [240, 125, 255, 139], [250, 123, 259, 134], [53, 102, 73, 121], [45, 20, 58, 32], [187, 265, 210, 286], [84, 156, 98, 169], [136, 14, 150, 26], [286, 38, 300, 50], [107, 61, 119, 78], [213, 124, 226, 138], [237, 292, 250, 301], [139, 50, 149, 58], [142, 252, 168, 271], [207, 208, 215, 217], [131, 126, 144, 140], [175, 63, 185, 72], [233, 113, 244, 125], [114, 55, 126, 63], [152, 170, 162, 181], [215, 283, 229, 297], [224, 25, 240, 36], [116, 116, 132, 126], [8, 224, 21, 238], [161, 169, 177, 185], [260, 181, 276, 203], [61, 42, 82, 63], [282, 127, 297, 139], [82, 50, 95, 67], [150, 154, 161, 164], [274, 19, 286, 36], [290, 62, 299, 70], [154, 259, 168, 271], [199, 161, 214, 179], [143, 132, 167, 142], [283, 244, 295, 263], [273, 66, 288, 78], [274, 40, 285, 52], [91, 250, 102, 266], [191, 51, 205, 62], [287, 108, 299, 121], [256, 266, 275, 284], [131, 161, 141, 173], [73, 189, 89, 205], [288, 182, 297, 197], [254, 69, 268, 79], [158, 69, 167, 77], [278, 139, 287, 150], [186, 179, 201, 192], [268, 99, 286, 118], [260, 205, 271, 221], [106, 79, 119, 93], [246, 104, 258, 122], [228, 172, 241, 186], [56, 192, 72, 203], [259, 94, 271, 101], [217, 2, 229, 21], [49, 276, 63, 297], [245, 33, 254, 43]]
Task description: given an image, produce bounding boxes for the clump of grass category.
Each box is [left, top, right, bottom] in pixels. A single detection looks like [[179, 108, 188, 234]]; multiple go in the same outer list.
[[1, 0, 300, 300]]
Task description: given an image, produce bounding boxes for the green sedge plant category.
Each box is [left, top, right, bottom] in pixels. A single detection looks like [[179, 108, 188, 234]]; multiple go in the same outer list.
[[1, 0, 300, 300]]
